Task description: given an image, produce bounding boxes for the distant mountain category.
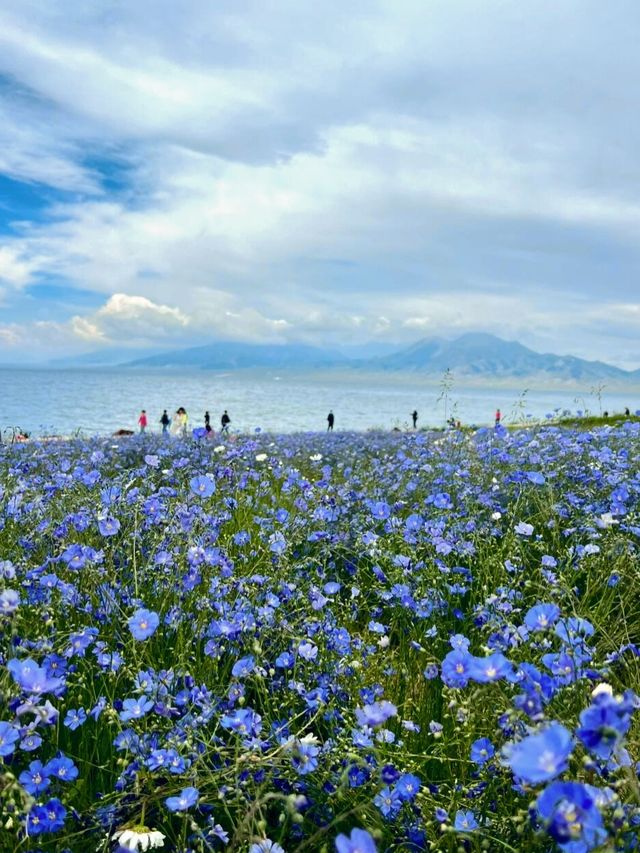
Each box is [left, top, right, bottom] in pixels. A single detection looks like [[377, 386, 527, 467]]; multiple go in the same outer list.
[[49, 333, 639, 384], [49, 347, 170, 367], [123, 341, 348, 370], [370, 333, 632, 382]]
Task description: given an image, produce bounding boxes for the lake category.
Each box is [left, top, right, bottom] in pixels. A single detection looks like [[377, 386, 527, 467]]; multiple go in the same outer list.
[[1, 367, 638, 437]]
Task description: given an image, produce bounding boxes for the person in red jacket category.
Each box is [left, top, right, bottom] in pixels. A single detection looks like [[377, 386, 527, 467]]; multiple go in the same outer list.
[[138, 410, 148, 434], [495, 408, 501, 426]]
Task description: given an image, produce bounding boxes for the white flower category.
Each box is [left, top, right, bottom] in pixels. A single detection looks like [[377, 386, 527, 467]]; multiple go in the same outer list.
[[111, 828, 166, 851], [214, 445, 226, 453], [598, 512, 619, 528], [378, 636, 390, 649], [591, 682, 614, 698], [309, 453, 323, 461], [255, 453, 268, 462], [491, 511, 502, 520], [299, 732, 320, 745]]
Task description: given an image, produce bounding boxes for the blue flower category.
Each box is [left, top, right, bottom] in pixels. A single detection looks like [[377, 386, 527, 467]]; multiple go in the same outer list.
[[19, 760, 51, 795], [454, 810, 479, 832], [470, 737, 495, 766], [231, 655, 256, 678], [394, 773, 421, 801], [291, 739, 320, 775], [576, 692, 634, 760], [0, 721, 19, 756], [524, 603, 561, 632], [128, 608, 159, 641], [190, 474, 215, 498], [355, 700, 397, 728], [63, 708, 87, 730], [441, 649, 473, 687], [7, 658, 64, 695], [0, 588, 19, 614], [536, 781, 607, 851], [44, 754, 78, 782], [98, 515, 120, 536], [119, 697, 154, 722], [249, 841, 285, 853], [373, 786, 402, 818], [165, 786, 199, 812], [335, 828, 378, 853], [503, 722, 573, 784], [27, 798, 66, 834], [469, 652, 514, 683]]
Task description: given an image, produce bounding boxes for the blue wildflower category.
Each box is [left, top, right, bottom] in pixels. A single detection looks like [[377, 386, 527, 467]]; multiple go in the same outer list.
[[0, 721, 19, 756], [454, 810, 479, 832], [524, 603, 561, 632], [165, 786, 199, 812], [128, 608, 160, 641], [190, 474, 215, 498], [470, 737, 495, 766], [536, 781, 607, 851], [335, 828, 377, 853], [503, 722, 573, 784]]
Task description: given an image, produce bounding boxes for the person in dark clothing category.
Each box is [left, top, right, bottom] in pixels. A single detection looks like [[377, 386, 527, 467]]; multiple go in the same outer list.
[[327, 411, 334, 431], [625, 407, 630, 416], [160, 410, 170, 434], [412, 410, 418, 429], [221, 410, 231, 434], [204, 411, 212, 433]]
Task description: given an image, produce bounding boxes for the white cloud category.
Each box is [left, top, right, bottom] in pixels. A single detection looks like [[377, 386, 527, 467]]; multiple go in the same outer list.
[[0, 246, 36, 287], [1, 0, 640, 366]]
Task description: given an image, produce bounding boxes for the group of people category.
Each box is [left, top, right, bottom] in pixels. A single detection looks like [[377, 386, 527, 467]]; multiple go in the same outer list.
[[134, 406, 503, 436], [138, 408, 231, 437]]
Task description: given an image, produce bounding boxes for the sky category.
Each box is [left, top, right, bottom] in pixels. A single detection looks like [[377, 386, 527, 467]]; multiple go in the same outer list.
[[1, 0, 640, 366]]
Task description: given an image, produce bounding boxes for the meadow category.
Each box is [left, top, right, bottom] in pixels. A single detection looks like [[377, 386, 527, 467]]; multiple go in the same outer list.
[[0, 423, 639, 852]]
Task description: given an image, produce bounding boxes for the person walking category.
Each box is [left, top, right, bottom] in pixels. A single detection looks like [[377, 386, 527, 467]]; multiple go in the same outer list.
[[171, 407, 188, 437], [204, 411, 212, 434], [221, 410, 231, 434], [412, 410, 418, 429], [160, 410, 170, 434], [495, 408, 501, 427], [138, 410, 148, 434], [327, 411, 335, 431]]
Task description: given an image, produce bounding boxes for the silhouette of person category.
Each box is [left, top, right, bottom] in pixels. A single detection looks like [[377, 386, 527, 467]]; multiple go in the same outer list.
[[412, 410, 418, 428], [160, 410, 170, 434], [495, 408, 501, 426], [221, 410, 231, 434], [204, 411, 212, 433], [625, 407, 630, 416], [327, 411, 335, 431]]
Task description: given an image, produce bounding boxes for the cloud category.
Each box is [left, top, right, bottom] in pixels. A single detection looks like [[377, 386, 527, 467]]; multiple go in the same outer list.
[[1, 0, 640, 367], [0, 246, 36, 286], [69, 293, 189, 344]]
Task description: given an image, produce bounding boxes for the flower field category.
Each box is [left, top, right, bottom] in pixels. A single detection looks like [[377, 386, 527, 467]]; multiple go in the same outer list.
[[1, 424, 639, 852]]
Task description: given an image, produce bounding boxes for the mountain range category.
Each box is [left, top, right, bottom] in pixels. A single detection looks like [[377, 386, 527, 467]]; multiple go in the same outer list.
[[47, 333, 640, 384]]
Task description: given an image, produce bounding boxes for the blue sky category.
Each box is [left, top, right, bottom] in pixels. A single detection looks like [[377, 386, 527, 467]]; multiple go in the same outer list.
[[1, 0, 640, 366]]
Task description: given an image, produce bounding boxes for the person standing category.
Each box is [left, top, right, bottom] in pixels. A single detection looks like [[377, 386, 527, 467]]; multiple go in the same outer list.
[[412, 410, 418, 429], [221, 410, 231, 434], [327, 411, 335, 431], [171, 407, 188, 437], [138, 410, 148, 434], [495, 408, 501, 426], [204, 411, 212, 434], [160, 410, 170, 434]]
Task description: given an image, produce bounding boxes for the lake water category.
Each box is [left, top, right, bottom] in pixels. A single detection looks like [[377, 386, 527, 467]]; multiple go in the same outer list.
[[1, 368, 638, 437]]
